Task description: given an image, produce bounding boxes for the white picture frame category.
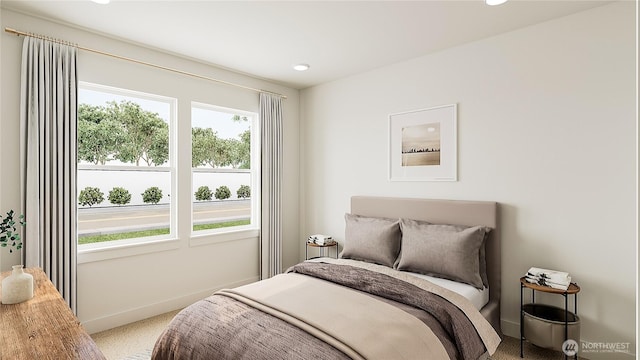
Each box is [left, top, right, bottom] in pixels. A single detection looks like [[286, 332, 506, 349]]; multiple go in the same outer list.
[[389, 104, 457, 181]]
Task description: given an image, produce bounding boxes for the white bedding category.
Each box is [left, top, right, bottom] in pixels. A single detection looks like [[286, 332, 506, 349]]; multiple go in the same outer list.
[[405, 272, 490, 310]]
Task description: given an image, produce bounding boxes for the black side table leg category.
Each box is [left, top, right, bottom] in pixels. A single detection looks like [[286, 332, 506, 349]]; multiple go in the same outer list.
[[574, 293, 578, 360], [564, 293, 568, 360]]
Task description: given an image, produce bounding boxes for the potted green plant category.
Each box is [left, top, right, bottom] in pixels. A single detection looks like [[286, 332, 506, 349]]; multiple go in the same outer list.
[[1, 209, 32, 305], [0, 210, 26, 253]]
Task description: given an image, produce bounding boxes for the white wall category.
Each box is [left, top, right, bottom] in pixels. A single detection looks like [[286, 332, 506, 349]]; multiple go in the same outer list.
[[0, 9, 300, 333], [300, 2, 636, 359]]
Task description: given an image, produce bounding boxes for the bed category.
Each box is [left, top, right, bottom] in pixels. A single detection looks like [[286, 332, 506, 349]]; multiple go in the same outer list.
[[152, 196, 502, 360]]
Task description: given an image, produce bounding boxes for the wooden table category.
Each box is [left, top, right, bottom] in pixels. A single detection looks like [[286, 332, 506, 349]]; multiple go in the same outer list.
[[0, 267, 106, 359]]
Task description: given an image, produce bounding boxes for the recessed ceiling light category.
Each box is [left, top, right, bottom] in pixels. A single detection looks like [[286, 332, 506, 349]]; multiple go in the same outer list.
[[293, 64, 310, 71], [91, 0, 110, 4], [485, 0, 507, 5]]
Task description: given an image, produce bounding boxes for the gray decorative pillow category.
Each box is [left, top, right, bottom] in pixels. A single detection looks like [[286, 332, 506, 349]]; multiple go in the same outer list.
[[339, 213, 401, 267], [421, 222, 491, 288], [397, 219, 489, 289]]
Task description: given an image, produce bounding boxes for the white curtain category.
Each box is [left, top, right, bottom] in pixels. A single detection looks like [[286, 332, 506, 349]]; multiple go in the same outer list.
[[19, 37, 78, 313], [259, 93, 283, 279]]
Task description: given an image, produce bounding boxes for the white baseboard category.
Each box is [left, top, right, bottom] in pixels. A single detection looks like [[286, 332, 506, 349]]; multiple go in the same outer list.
[[82, 276, 259, 334], [501, 318, 520, 338]]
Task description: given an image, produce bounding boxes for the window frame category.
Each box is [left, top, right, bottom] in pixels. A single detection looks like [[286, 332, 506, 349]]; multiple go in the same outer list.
[[76, 82, 178, 262], [189, 101, 260, 245]]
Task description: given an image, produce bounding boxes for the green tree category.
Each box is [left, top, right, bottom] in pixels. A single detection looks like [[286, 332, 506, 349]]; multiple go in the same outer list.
[[192, 115, 250, 169], [225, 138, 243, 169], [147, 126, 169, 166], [194, 186, 213, 201], [107, 100, 169, 166], [108, 187, 132, 206], [141, 187, 163, 204], [215, 185, 231, 200], [237, 130, 251, 169], [77, 104, 124, 165], [230, 115, 251, 169], [192, 127, 219, 167], [237, 185, 251, 199], [213, 139, 234, 168], [78, 187, 105, 207], [192, 128, 237, 168], [231, 115, 249, 122]]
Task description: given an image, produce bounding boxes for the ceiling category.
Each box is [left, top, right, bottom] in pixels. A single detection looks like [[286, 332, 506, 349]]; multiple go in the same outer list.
[[2, 0, 611, 89]]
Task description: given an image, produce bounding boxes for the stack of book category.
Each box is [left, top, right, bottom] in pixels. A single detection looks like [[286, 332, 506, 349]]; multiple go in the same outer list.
[[525, 267, 571, 290], [307, 234, 335, 245]]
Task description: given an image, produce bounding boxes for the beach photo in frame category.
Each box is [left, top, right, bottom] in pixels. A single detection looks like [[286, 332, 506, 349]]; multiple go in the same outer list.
[[388, 104, 457, 181]]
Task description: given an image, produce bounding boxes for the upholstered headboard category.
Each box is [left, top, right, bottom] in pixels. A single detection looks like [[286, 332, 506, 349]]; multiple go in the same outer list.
[[350, 196, 501, 335]]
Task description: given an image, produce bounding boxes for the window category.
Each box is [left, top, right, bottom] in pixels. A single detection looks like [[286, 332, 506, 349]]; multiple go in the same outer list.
[[191, 103, 259, 236], [77, 82, 176, 249]]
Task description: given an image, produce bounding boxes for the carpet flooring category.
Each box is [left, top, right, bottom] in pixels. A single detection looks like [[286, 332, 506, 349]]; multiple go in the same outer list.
[[91, 309, 575, 360], [91, 309, 181, 360]]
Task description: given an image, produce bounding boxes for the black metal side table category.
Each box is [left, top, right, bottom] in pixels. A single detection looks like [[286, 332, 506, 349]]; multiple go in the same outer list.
[[520, 277, 580, 359], [305, 241, 338, 260]]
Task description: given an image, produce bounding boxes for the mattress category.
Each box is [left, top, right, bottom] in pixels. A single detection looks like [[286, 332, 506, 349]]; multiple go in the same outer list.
[[406, 271, 490, 310]]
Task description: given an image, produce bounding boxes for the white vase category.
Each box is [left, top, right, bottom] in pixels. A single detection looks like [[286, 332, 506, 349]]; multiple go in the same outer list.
[[1, 265, 34, 305]]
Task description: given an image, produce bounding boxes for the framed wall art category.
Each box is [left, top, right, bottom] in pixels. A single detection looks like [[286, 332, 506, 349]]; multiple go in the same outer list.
[[388, 104, 457, 181]]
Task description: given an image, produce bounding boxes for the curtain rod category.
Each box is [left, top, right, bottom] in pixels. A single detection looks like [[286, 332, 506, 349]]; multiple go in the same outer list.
[[4, 27, 287, 99]]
